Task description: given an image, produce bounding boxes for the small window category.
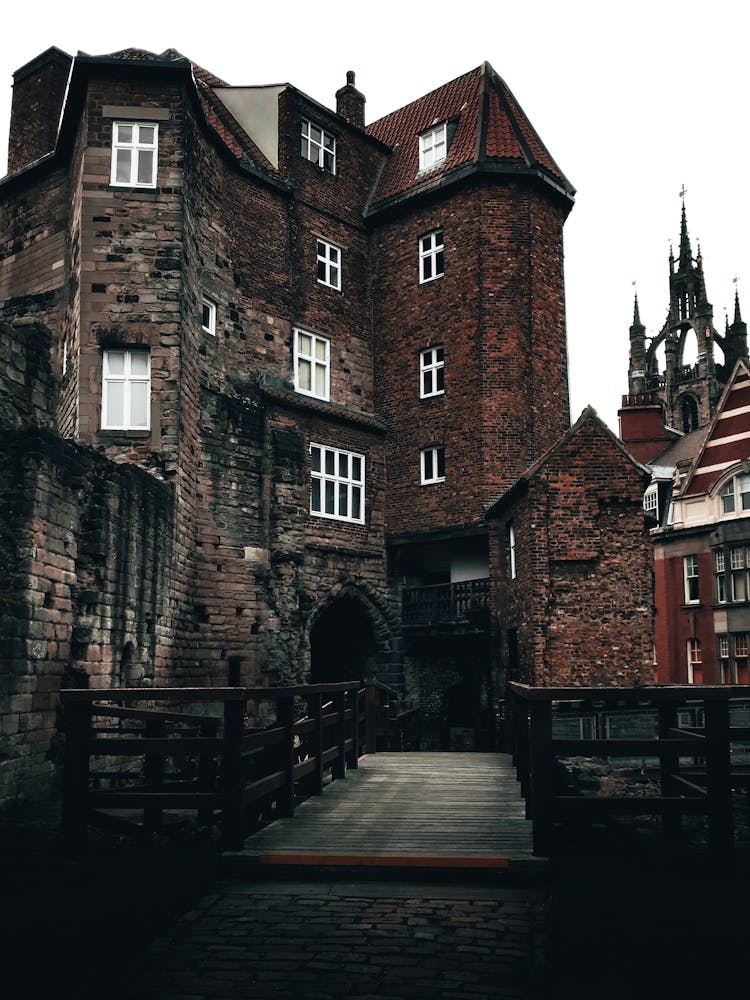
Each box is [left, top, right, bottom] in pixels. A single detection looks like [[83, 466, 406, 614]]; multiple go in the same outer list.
[[110, 122, 158, 188], [419, 230, 444, 284], [310, 444, 364, 523], [294, 329, 330, 400], [420, 446, 445, 485], [683, 554, 699, 603], [714, 548, 727, 603], [687, 637, 703, 684], [643, 484, 658, 518], [420, 346, 444, 398], [508, 523, 516, 580], [316, 239, 341, 290], [720, 473, 750, 515], [102, 349, 150, 430], [202, 296, 217, 336], [419, 123, 447, 171], [301, 119, 336, 174]]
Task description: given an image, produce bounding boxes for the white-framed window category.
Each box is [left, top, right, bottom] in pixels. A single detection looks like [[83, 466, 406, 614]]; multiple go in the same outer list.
[[686, 637, 702, 684], [301, 119, 336, 174], [508, 523, 516, 580], [310, 444, 364, 523], [419, 230, 444, 284], [719, 473, 750, 515], [110, 122, 158, 188], [419, 123, 447, 171], [102, 349, 150, 430], [420, 346, 444, 398], [714, 548, 727, 603], [316, 239, 341, 290], [294, 328, 330, 400], [643, 484, 658, 518], [420, 446, 445, 485], [730, 546, 750, 602], [201, 296, 217, 336], [683, 554, 699, 604]]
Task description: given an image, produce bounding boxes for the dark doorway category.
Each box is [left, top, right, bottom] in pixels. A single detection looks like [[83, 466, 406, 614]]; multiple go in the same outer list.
[[310, 595, 378, 684]]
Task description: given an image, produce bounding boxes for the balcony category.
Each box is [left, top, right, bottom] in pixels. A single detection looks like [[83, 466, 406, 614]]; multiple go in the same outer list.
[[401, 578, 490, 628]]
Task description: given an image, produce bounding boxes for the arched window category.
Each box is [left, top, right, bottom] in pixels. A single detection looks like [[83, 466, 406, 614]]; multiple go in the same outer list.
[[680, 395, 699, 433], [719, 473, 750, 515]]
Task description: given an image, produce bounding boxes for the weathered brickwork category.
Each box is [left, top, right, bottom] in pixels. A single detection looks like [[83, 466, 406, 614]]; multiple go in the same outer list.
[[490, 410, 655, 687], [1, 49, 635, 805]]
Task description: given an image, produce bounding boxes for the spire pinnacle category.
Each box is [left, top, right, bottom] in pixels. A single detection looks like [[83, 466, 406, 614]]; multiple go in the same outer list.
[[734, 280, 743, 324], [633, 291, 641, 326], [678, 195, 692, 269]]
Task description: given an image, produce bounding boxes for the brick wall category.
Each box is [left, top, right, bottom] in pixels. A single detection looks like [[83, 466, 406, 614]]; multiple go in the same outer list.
[[491, 413, 655, 687]]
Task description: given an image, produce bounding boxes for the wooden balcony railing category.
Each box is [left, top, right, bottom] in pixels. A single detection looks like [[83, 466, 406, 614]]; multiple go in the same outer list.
[[401, 578, 490, 627]]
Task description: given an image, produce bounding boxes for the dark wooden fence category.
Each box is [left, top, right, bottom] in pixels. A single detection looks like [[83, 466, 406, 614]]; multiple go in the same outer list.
[[505, 682, 750, 857], [60, 680, 395, 851]]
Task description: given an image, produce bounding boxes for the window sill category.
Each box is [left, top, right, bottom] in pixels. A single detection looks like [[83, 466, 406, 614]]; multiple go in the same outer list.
[[100, 429, 151, 438]]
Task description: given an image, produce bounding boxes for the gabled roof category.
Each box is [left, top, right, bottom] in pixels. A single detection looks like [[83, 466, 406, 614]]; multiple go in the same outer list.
[[365, 62, 574, 212], [680, 361, 750, 496], [485, 406, 647, 516]]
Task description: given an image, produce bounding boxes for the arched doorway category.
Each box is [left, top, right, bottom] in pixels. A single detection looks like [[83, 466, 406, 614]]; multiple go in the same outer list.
[[310, 595, 378, 684]]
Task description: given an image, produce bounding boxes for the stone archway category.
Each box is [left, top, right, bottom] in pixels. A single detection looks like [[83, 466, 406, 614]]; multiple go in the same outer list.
[[309, 594, 379, 684]]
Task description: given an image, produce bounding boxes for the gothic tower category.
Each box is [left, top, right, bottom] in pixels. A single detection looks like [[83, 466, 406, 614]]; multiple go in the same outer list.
[[621, 202, 748, 454]]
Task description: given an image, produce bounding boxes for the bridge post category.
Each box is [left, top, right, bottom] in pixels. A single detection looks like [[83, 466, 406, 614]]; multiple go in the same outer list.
[[311, 693, 324, 794], [221, 696, 246, 850], [333, 690, 347, 780], [143, 716, 165, 834], [704, 695, 733, 857], [365, 683, 378, 754], [61, 697, 92, 851], [528, 698, 554, 856], [277, 695, 296, 817], [348, 687, 360, 769]]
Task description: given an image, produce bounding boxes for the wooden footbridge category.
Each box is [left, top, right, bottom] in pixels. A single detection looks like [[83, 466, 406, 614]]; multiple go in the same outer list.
[[60, 680, 750, 861]]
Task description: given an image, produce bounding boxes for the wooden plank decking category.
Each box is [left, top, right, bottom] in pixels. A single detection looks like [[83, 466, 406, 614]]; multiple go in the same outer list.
[[232, 752, 540, 871]]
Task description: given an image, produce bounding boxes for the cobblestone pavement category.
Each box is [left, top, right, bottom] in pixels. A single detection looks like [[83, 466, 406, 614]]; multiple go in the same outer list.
[[114, 879, 548, 1000]]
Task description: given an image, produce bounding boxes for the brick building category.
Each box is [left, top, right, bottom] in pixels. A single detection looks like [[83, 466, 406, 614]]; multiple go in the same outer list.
[[487, 408, 655, 687], [620, 206, 750, 684], [0, 45, 654, 803]]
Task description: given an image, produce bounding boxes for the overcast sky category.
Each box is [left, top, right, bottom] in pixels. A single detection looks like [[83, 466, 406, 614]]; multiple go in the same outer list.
[[1, 0, 747, 432]]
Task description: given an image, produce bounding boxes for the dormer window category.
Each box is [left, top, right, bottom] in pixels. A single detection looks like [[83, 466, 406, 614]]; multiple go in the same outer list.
[[419, 123, 447, 171], [301, 119, 336, 174], [719, 473, 750, 515]]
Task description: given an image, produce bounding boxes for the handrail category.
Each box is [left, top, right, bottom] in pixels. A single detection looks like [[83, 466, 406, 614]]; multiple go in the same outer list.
[[60, 680, 394, 851], [505, 682, 750, 857]]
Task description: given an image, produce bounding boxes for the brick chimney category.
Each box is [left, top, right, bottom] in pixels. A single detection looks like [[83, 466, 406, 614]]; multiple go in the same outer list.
[[8, 47, 73, 174], [335, 71, 365, 130]]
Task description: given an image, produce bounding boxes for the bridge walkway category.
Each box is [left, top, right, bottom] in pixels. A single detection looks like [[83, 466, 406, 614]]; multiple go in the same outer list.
[[229, 751, 541, 874]]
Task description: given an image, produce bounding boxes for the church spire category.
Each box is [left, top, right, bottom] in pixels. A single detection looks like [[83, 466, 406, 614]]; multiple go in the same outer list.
[[678, 197, 692, 271], [633, 293, 642, 327], [734, 287, 743, 325]]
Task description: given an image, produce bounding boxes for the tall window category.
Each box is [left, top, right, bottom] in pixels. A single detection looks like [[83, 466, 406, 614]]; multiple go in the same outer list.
[[110, 122, 158, 188], [420, 446, 445, 484], [419, 123, 447, 171], [310, 444, 364, 523], [508, 523, 516, 580], [714, 548, 727, 603], [301, 119, 336, 174], [419, 230, 444, 283], [683, 554, 699, 603], [316, 239, 341, 290], [716, 633, 749, 684], [420, 346, 444, 398], [643, 484, 658, 519], [102, 349, 150, 430], [294, 329, 330, 400], [730, 546, 750, 602], [687, 638, 702, 684], [720, 473, 750, 514], [201, 296, 217, 335]]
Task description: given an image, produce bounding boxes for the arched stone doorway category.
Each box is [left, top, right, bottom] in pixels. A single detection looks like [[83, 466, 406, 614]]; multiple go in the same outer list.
[[310, 594, 379, 684]]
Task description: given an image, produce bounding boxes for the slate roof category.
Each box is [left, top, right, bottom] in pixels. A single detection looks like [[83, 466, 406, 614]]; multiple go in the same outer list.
[[366, 62, 574, 210]]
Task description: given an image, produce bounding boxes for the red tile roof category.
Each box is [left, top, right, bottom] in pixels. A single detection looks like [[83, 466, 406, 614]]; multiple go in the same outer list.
[[366, 62, 573, 210]]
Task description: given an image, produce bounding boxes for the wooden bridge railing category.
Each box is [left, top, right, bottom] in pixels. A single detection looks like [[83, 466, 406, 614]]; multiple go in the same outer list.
[[505, 682, 750, 857], [60, 680, 395, 851]]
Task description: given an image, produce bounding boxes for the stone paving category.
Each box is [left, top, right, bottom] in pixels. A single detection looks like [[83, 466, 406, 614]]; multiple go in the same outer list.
[[114, 879, 548, 1000]]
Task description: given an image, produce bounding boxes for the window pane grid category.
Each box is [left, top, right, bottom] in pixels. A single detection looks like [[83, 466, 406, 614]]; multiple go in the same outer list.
[[419, 124, 447, 171], [301, 119, 336, 174], [102, 349, 150, 430], [310, 444, 365, 524], [421, 446, 445, 484], [420, 346, 445, 398], [316, 239, 341, 290], [110, 121, 158, 188], [294, 329, 330, 400], [419, 230, 444, 284]]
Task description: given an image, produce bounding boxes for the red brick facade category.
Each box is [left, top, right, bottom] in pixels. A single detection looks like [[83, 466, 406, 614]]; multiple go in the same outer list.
[[1, 48, 583, 799]]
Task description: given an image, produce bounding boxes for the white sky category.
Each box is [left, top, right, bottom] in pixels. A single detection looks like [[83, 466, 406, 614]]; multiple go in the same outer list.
[[1, 0, 748, 433]]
